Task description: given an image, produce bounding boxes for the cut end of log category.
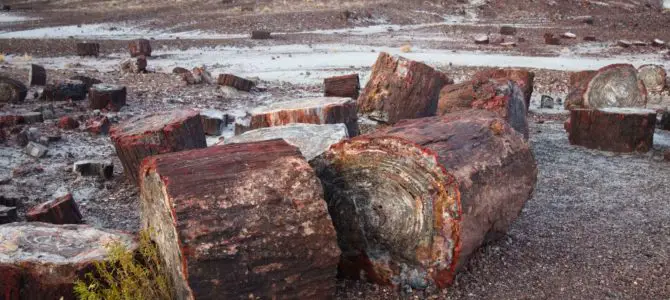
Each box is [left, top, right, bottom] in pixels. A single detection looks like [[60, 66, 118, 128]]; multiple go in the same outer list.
[[637, 64, 667, 93], [0, 76, 28, 104], [584, 64, 647, 109]]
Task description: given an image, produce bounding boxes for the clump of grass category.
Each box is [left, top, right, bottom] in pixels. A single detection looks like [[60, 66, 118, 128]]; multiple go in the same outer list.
[[0, 53, 5, 63], [74, 230, 173, 300]]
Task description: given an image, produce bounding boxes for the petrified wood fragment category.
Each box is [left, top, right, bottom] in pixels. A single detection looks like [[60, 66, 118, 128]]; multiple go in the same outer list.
[[217, 74, 254, 91], [76, 42, 100, 57], [0, 75, 28, 103], [29, 64, 47, 86], [26, 192, 83, 224], [88, 84, 127, 111], [128, 38, 152, 57], [251, 30, 272, 39], [637, 64, 666, 93], [324, 74, 360, 99], [41, 80, 87, 101], [473, 68, 535, 109]]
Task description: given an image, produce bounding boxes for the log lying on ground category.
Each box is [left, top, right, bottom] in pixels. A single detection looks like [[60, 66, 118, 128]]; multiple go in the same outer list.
[[40, 80, 87, 101], [76, 42, 100, 57], [88, 84, 127, 111], [565, 70, 597, 109], [217, 74, 254, 91], [637, 64, 666, 93], [251, 30, 272, 39], [110, 109, 206, 184], [244, 97, 359, 136], [224, 123, 349, 160], [310, 111, 537, 289], [0, 76, 28, 103], [357, 52, 449, 124], [0, 222, 136, 300], [29, 64, 47, 86], [438, 78, 529, 139], [70, 75, 102, 90], [139, 139, 340, 300], [473, 68, 535, 110], [128, 38, 152, 57], [26, 192, 83, 224], [582, 64, 647, 108], [324, 74, 360, 99], [564, 107, 656, 152]]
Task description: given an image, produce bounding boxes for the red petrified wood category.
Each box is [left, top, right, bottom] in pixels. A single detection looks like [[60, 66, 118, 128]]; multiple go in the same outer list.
[[310, 110, 537, 290], [128, 38, 152, 57], [357, 52, 449, 123], [324, 74, 360, 99], [58, 116, 80, 130], [217, 74, 255, 91], [26, 193, 83, 224], [110, 109, 206, 184], [473, 68, 535, 110], [564, 107, 656, 152], [565, 70, 597, 109], [88, 84, 127, 111], [139, 139, 340, 300]]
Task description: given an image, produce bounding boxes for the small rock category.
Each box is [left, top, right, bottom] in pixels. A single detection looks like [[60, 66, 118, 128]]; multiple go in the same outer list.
[[561, 32, 576, 39], [583, 36, 597, 42], [120, 56, 147, 73], [499, 26, 517, 36], [85, 116, 111, 135], [40, 105, 56, 120], [632, 40, 648, 46], [193, 66, 214, 85], [69, 75, 102, 90], [0, 76, 28, 103], [0, 205, 17, 224], [26, 192, 83, 224], [474, 35, 490, 44], [73, 160, 114, 180], [541, 95, 554, 109], [544, 33, 561, 45], [26, 142, 48, 158], [58, 116, 80, 130], [652, 39, 666, 47], [617, 40, 632, 48], [16, 127, 40, 147], [20, 112, 43, 124], [172, 67, 190, 74]]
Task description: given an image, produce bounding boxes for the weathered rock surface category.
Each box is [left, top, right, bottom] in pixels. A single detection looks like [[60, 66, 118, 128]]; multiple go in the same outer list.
[[324, 74, 360, 99], [473, 68, 535, 109], [0, 76, 28, 103], [583, 64, 647, 108], [88, 84, 127, 111]]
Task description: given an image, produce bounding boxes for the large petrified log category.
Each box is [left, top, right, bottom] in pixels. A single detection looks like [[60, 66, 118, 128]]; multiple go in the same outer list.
[[224, 123, 349, 160], [438, 78, 528, 139], [473, 68, 535, 110], [29, 64, 47, 86], [76, 42, 100, 57], [565, 70, 597, 109], [110, 109, 206, 184], [0, 222, 136, 300], [637, 64, 666, 93], [583, 64, 647, 108], [0, 75, 28, 103], [88, 84, 127, 111], [324, 74, 360, 99], [310, 111, 537, 289], [564, 107, 656, 152], [357, 52, 448, 124], [26, 192, 83, 224], [243, 97, 359, 137], [217, 74, 254, 91], [139, 139, 341, 300], [128, 38, 152, 57], [41, 80, 88, 101]]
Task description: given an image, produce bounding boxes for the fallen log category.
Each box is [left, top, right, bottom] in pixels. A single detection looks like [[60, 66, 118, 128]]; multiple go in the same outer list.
[[128, 38, 152, 57], [40, 80, 88, 101], [0, 222, 136, 300], [564, 107, 656, 152], [311, 110, 537, 289], [637, 64, 666, 93], [110, 109, 206, 184], [357, 52, 449, 124], [88, 84, 127, 111], [0, 75, 28, 103], [76, 42, 100, 57], [29, 64, 47, 86], [26, 192, 83, 224], [324, 74, 360, 99], [244, 97, 359, 137], [583, 64, 647, 108], [139, 139, 340, 299], [473, 68, 535, 110], [217, 74, 254, 91]]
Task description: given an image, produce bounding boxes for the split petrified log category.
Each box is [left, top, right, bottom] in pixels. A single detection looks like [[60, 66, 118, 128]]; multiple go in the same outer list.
[[245, 97, 359, 137], [357, 52, 449, 124], [582, 64, 647, 108], [564, 107, 656, 152], [438, 78, 528, 139], [217, 74, 254, 91], [76, 42, 100, 57], [324, 74, 360, 99], [41, 80, 87, 101], [473, 68, 535, 110], [225, 123, 349, 160], [0, 75, 28, 103], [88, 84, 127, 111], [139, 139, 340, 300], [29, 64, 47, 86], [128, 38, 152, 57], [26, 192, 83, 224], [637, 64, 667, 93], [310, 111, 537, 289], [110, 109, 206, 184], [0, 222, 136, 300]]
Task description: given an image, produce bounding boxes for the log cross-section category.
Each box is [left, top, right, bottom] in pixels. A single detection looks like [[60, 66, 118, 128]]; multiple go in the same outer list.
[[324, 74, 360, 99]]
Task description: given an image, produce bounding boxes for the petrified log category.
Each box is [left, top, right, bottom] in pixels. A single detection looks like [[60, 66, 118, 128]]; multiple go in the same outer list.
[[41, 80, 87, 101], [565, 70, 597, 109], [473, 68, 535, 110], [69, 75, 102, 90], [0, 222, 136, 300], [139, 139, 340, 299], [324, 74, 360, 99], [0, 205, 17, 224], [110, 109, 206, 184], [58, 116, 79, 130], [244, 97, 359, 137], [499, 25, 517, 35], [217, 74, 254, 91], [29, 64, 47, 86], [0, 75, 28, 103], [88, 84, 127, 111], [583, 64, 647, 108], [310, 111, 537, 289], [76, 42, 100, 57], [26, 192, 83, 224], [128, 38, 152, 57], [438, 78, 528, 139], [172, 67, 189, 74], [73, 160, 113, 179], [120, 56, 147, 74], [225, 123, 349, 160], [564, 107, 656, 152], [660, 111, 670, 131], [637, 64, 666, 93], [251, 30, 272, 39], [357, 52, 448, 124], [199, 110, 224, 136], [544, 33, 560, 45]]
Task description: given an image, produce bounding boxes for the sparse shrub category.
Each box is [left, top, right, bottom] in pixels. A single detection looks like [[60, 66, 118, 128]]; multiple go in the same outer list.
[[74, 230, 173, 300]]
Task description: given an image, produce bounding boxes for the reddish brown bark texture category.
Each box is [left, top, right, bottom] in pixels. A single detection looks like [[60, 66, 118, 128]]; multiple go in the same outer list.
[[217, 74, 254, 91], [311, 110, 537, 290], [473, 68, 535, 110], [88, 84, 127, 111], [26, 193, 83, 224], [564, 108, 656, 152], [110, 109, 206, 184], [139, 139, 340, 300], [357, 52, 449, 123], [324, 74, 360, 99]]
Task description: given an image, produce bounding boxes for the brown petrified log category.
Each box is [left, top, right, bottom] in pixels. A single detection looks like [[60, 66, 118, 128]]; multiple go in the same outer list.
[[29, 64, 47, 86], [139, 139, 341, 300], [251, 30, 272, 39], [357, 52, 449, 124], [438, 78, 529, 139], [40, 79, 88, 101], [473, 68, 535, 110], [26, 192, 83, 224], [310, 110, 537, 289], [582, 64, 647, 109], [88, 84, 127, 111], [128, 38, 152, 57], [0, 75, 28, 103], [76, 42, 100, 57], [217, 74, 255, 91], [324, 74, 360, 99], [244, 97, 359, 137], [637, 64, 667, 93], [199, 110, 224, 136], [565, 70, 597, 109], [564, 107, 656, 153], [0, 222, 136, 300], [110, 109, 206, 184]]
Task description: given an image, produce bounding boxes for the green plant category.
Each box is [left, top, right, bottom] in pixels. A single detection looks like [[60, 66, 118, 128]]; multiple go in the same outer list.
[[74, 230, 173, 300]]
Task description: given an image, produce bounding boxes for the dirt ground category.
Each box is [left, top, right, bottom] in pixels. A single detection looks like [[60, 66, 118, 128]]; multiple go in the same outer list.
[[1, 0, 670, 299]]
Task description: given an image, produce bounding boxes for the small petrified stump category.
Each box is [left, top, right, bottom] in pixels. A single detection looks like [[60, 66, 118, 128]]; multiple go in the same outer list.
[[637, 64, 667, 93], [217, 74, 255, 91], [244, 97, 359, 137], [0, 222, 136, 300], [128, 38, 152, 57], [73, 160, 113, 179], [565, 70, 597, 109], [473, 68, 535, 110], [41, 79, 87, 101], [139, 139, 340, 299], [26, 192, 83, 224], [564, 107, 656, 152], [88, 84, 127, 111], [583, 64, 647, 108], [199, 110, 224, 136], [358, 52, 448, 124], [110, 109, 206, 184], [76, 42, 100, 57], [69, 75, 102, 90], [324, 74, 360, 99], [251, 30, 272, 39], [29, 64, 47, 86], [438, 78, 529, 139], [310, 111, 537, 289], [0, 75, 28, 103], [225, 123, 349, 160]]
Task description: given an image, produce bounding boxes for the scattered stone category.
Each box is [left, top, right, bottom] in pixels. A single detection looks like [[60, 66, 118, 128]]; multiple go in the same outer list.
[[0, 205, 17, 224], [76, 42, 100, 57], [250, 30, 272, 39], [474, 34, 490, 44], [128, 38, 152, 57], [85, 116, 111, 135], [73, 160, 113, 179], [583, 36, 597, 42], [473, 68, 535, 110], [192, 66, 214, 85], [0, 75, 28, 103], [617, 40, 632, 48], [565, 108, 656, 152], [582, 64, 647, 108], [561, 32, 576, 39], [25, 142, 48, 158], [217, 74, 255, 91], [544, 33, 561, 45], [633, 40, 648, 46], [172, 67, 189, 74], [40, 79, 87, 101], [499, 25, 517, 35], [541, 95, 555, 108], [16, 127, 39, 147], [120, 56, 147, 73], [652, 38, 666, 46], [88, 84, 127, 111], [28, 64, 47, 86], [637, 64, 667, 93], [69, 75, 102, 90], [199, 110, 224, 136], [324, 73, 360, 99], [139, 139, 340, 299]]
